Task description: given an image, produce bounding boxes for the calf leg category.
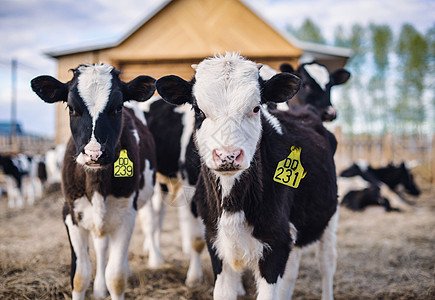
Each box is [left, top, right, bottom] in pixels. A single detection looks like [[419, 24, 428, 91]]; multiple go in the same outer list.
[[214, 263, 240, 300], [64, 214, 91, 300], [316, 209, 339, 300], [92, 233, 108, 299], [280, 247, 302, 300], [105, 209, 137, 300], [177, 183, 195, 254], [257, 245, 289, 300], [138, 198, 163, 268], [185, 211, 206, 287]]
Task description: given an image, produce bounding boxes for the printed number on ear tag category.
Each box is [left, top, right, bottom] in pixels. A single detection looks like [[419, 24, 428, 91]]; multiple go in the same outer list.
[[114, 149, 133, 177], [273, 146, 306, 188]]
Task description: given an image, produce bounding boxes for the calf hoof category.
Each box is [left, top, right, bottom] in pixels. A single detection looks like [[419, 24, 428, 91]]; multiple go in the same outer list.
[[148, 252, 163, 269], [185, 273, 203, 288], [93, 289, 108, 300]]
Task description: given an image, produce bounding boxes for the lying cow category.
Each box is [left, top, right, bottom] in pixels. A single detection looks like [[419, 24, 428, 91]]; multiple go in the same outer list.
[[31, 63, 159, 300], [338, 161, 420, 212], [156, 53, 339, 300]]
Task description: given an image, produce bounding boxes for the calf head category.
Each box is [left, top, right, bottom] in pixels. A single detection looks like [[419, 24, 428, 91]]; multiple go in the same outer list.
[[389, 162, 420, 196], [280, 62, 350, 121], [156, 53, 300, 177], [31, 63, 155, 168]]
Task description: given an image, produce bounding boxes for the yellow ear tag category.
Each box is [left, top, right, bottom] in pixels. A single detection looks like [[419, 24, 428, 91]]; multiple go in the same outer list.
[[273, 146, 307, 188], [114, 149, 133, 177]]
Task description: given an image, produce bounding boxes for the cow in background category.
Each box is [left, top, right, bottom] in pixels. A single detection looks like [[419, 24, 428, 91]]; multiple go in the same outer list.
[[338, 161, 420, 212], [0, 153, 44, 208], [279, 62, 350, 121]]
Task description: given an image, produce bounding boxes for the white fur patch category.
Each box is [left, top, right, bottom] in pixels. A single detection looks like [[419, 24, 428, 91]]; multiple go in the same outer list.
[[214, 210, 268, 271], [124, 101, 147, 125], [259, 64, 278, 80], [304, 63, 329, 91], [73, 194, 135, 237], [131, 129, 140, 145], [175, 103, 195, 166], [260, 106, 283, 135]]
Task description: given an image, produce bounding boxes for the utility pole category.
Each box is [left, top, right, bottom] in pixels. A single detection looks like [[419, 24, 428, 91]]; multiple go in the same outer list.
[[11, 58, 17, 139]]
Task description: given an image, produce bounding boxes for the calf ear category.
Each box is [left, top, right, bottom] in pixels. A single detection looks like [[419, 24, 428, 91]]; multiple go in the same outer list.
[[330, 69, 351, 86], [279, 63, 295, 73], [261, 73, 301, 103], [124, 75, 156, 102], [31, 76, 68, 103], [156, 75, 192, 105]]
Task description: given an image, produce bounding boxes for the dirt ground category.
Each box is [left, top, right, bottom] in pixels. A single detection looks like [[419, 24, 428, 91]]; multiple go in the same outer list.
[[0, 176, 434, 300]]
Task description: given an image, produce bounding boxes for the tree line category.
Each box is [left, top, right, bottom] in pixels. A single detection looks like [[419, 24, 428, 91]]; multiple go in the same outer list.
[[287, 19, 434, 136]]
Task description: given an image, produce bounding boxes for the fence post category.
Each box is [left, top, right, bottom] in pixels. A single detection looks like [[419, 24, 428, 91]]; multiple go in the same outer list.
[[383, 133, 393, 164], [432, 134, 435, 185]]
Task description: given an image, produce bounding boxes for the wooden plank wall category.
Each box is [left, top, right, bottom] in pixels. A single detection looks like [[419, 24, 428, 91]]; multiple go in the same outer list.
[[334, 127, 435, 184]]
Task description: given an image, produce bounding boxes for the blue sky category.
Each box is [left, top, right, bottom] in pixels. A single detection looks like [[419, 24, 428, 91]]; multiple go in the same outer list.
[[0, 0, 433, 137]]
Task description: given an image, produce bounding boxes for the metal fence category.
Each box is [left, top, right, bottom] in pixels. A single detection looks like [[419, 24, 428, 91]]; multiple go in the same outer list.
[[0, 134, 55, 156]]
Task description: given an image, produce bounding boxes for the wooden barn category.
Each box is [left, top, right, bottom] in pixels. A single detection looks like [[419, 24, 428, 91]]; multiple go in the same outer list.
[[46, 0, 352, 144]]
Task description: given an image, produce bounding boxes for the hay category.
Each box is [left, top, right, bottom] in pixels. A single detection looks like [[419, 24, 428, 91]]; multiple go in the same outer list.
[[0, 177, 434, 299]]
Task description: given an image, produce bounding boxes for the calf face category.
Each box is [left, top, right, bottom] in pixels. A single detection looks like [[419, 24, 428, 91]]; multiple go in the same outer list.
[[157, 53, 301, 175], [31, 63, 155, 168], [280, 62, 350, 121]]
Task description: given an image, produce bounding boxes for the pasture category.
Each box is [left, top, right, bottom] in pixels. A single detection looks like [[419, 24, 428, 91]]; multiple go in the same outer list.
[[0, 177, 434, 299]]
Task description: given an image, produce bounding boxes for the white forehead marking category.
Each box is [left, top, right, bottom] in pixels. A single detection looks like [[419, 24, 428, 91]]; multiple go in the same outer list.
[[304, 63, 330, 91], [193, 53, 260, 117], [77, 63, 114, 120]]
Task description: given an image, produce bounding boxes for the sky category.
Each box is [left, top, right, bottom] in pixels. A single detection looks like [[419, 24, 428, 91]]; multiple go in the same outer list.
[[0, 0, 434, 138]]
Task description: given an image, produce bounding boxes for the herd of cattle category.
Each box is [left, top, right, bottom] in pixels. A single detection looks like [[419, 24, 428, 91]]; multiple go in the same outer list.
[[0, 53, 421, 300]]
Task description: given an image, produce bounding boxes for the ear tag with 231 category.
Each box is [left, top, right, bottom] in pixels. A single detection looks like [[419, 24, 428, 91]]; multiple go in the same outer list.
[[273, 146, 306, 188]]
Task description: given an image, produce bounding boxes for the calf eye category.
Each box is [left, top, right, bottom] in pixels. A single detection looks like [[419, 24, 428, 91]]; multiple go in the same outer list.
[[253, 105, 260, 114], [115, 106, 123, 114], [194, 106, 206, 119], [67, 105, 78, 116]]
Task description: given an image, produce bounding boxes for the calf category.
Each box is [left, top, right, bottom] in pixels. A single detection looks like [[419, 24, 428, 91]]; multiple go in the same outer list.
[[0, 153, 41, 208], [279, 61, 350, 121], [31, 63, 159, 300], [367, 162, 420, 196], [140, 98, 198, 257], [341, 186, 398, 212], [338, 161, 419, 212], [157, 53, 339, 300]]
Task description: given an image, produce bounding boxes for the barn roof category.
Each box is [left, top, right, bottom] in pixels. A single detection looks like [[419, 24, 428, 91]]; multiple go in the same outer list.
[[45, 0, 352, 60]]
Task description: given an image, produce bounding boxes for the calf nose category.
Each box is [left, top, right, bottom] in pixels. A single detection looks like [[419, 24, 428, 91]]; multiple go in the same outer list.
[[213, 148, 244, 169], [323, 106, 337, 121], [84, 144, 102, 161]]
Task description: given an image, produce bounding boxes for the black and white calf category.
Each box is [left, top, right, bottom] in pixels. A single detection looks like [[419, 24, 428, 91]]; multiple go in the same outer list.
[[157, 53, 339, 300], [139, 97, 198, 260], [31, 63, 159, 300], [0, 153, 44, 208], [276, 61, 350, 121], [338, 161, 420, 212]]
